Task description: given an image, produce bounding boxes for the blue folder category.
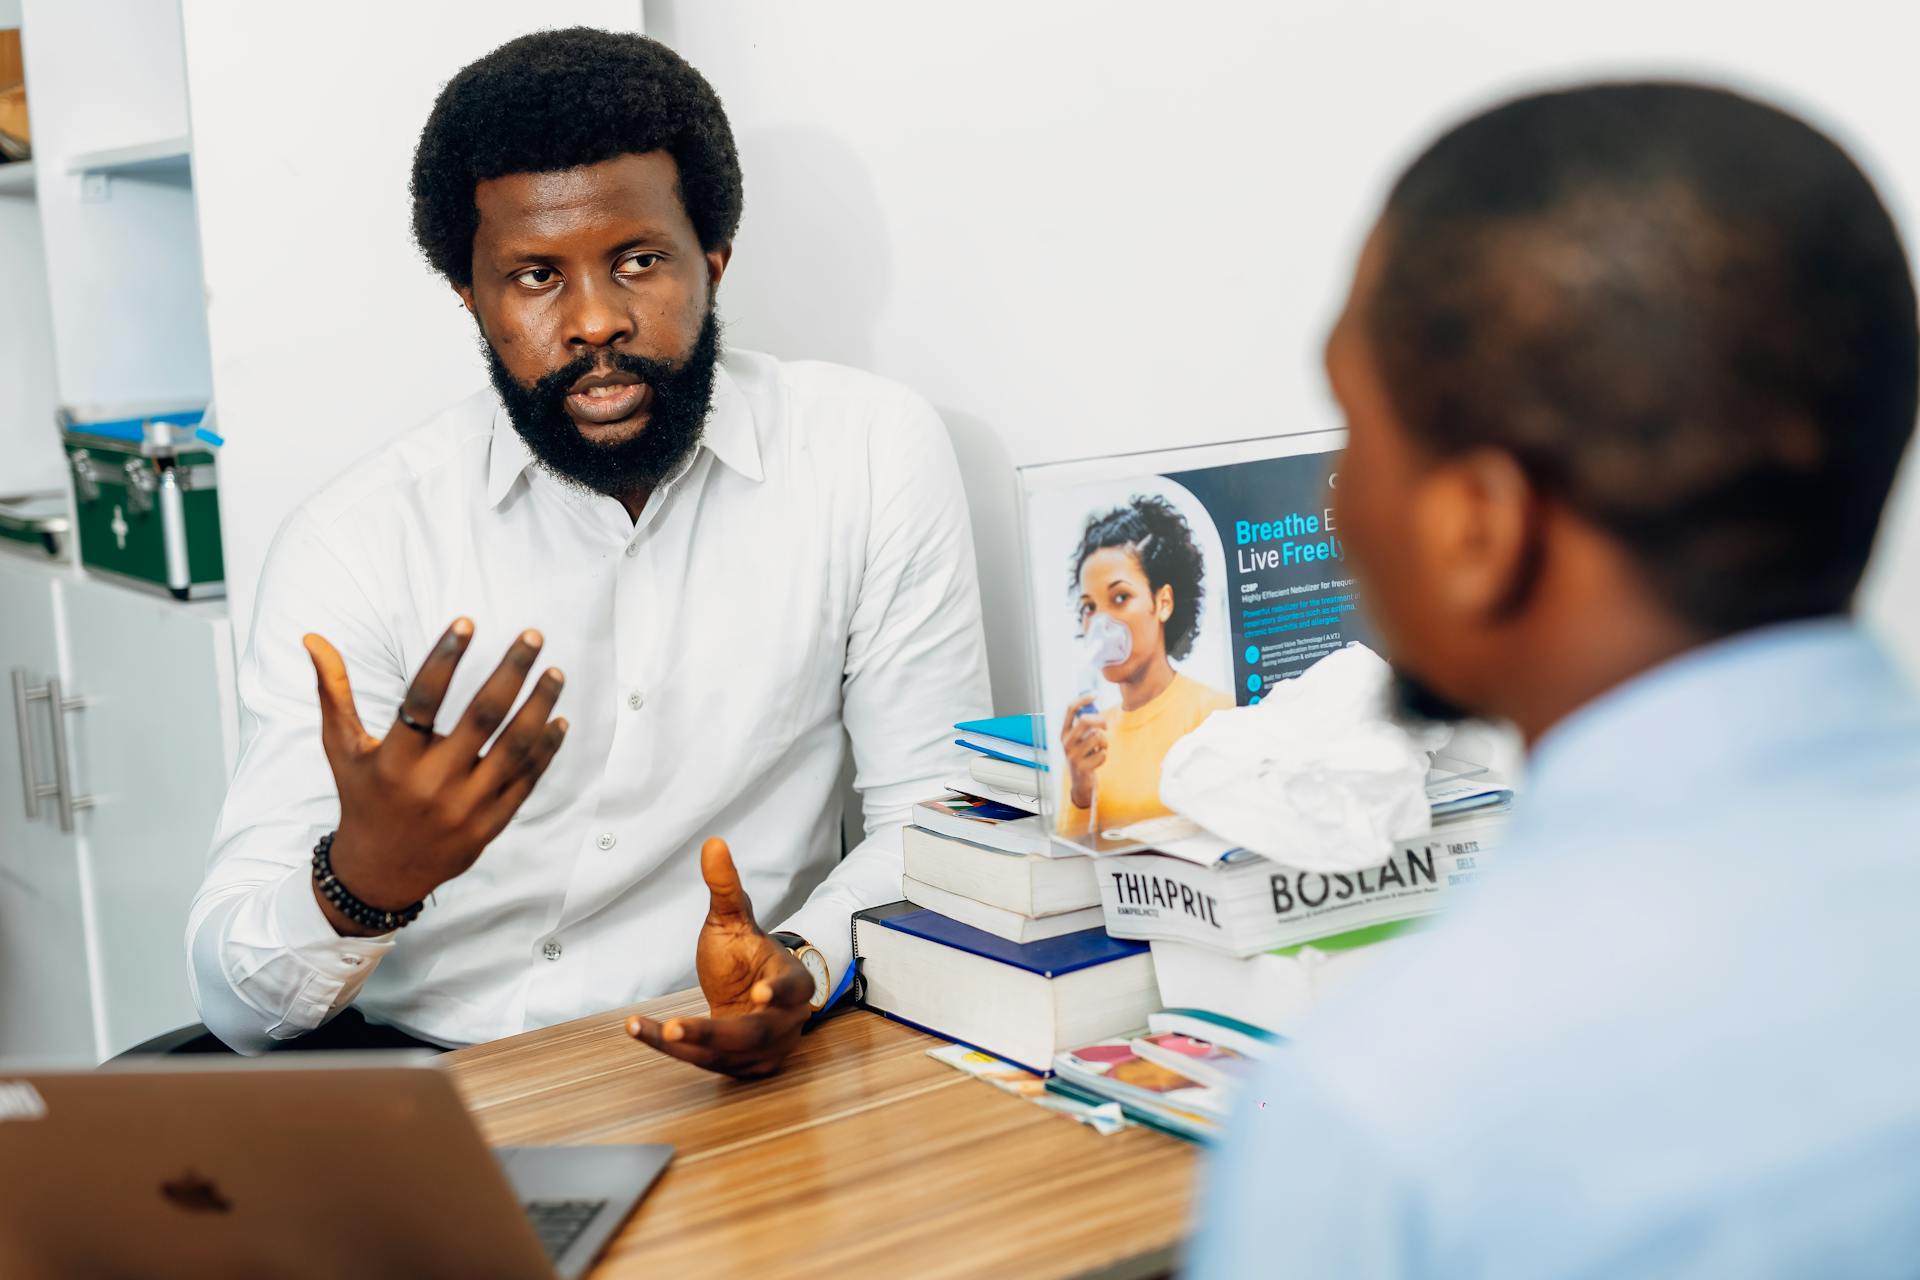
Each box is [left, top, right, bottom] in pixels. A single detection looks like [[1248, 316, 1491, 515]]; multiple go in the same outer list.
[[954, 714, 1042, 748], [954, 739, 1048, 771]]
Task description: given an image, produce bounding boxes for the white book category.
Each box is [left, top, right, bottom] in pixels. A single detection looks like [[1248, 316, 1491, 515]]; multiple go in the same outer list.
[[968, 756, 1043, 799], [912, 794, 1049, 856], [902, 877, 1106, 943], [1151, 935, 1410, 1036], [853, 904, 1159, 1076], [902, 825, 1099, 916], [1098, 814, 1503, 956]]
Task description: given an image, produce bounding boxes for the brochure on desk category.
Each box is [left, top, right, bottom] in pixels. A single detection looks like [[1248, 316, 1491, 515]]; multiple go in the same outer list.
[[1018, 432, 1372, 855]]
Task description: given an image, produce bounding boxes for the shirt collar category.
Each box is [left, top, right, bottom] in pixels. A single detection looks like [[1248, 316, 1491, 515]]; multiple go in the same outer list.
[[485, 402, 535, 508], [700, 359, 765, 484], [1521, 616, 1909, 817], [485, 355, 765, 509]]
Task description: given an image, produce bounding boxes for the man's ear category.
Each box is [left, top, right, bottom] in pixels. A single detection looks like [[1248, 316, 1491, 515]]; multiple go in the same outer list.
[[706, 243, 733, 293], [454, 284, 476, 315], [1414, 448, 1539, 624]]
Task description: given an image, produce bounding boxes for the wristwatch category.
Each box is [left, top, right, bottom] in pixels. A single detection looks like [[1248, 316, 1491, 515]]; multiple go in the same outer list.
[[771, 931, 831, 1012]]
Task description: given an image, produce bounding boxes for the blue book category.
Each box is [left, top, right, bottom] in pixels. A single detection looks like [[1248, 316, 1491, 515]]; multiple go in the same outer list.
[[954, 714, 1042, 748], [879, 909, 1145, 978], [852, 902, 1158, 1074], [954, 738, 1047, 771]]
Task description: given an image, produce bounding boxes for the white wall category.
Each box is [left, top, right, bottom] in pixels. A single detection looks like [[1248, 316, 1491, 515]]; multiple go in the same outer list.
[[645, 0, 1920, 709], [0, 182, 59, 495], [181, 0, 646, 649], [0, 0, 50, 493]]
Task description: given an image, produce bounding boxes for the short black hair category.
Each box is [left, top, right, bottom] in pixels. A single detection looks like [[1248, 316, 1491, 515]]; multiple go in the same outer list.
[[1370, 81, 1918, 633], [410, 27, 743, 287], [1072, 495, 1207, 660]]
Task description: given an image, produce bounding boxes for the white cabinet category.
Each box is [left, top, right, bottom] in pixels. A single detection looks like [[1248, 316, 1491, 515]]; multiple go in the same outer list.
[[0, 554, 94, 1062], [0, 552, 234, 1062], [59, 572, 235, 1055]]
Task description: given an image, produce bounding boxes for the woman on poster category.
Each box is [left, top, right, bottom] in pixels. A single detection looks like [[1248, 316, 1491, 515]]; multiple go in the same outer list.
[[1058, 495, 1232, 838]]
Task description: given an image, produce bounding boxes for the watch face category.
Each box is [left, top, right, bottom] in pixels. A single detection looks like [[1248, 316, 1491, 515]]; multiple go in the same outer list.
[[798, 948, 830, 1006]]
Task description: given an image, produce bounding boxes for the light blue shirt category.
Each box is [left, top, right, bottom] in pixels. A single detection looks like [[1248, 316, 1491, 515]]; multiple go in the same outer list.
[[1191, 619, 1920, 1278]]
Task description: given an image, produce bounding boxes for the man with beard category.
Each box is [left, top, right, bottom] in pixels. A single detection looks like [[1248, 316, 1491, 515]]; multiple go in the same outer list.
[[1194, 84, 1920, 1274], [186, 29, 990, 1078]]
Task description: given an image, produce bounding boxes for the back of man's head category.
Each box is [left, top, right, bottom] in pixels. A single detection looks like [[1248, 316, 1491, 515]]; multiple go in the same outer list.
[[1369, 82, 1918, 634]]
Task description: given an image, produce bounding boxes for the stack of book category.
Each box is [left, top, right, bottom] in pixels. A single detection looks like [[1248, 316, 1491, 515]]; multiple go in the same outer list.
[[905, 714, 1093, 941], [857, 712, 1513, 1124], [1041, 779, 1511, 1139], [1101, 777, 1513, 1036], [853, 716, 1160, 1075], [949, 714, 1047, 806]]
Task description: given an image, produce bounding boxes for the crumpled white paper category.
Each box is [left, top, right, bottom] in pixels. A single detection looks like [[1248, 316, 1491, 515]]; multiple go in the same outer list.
[[1157, 644, 1446, 871]]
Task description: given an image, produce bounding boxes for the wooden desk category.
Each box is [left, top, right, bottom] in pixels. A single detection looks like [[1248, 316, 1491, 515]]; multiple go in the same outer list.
[[444, 991, 1197, 1279]]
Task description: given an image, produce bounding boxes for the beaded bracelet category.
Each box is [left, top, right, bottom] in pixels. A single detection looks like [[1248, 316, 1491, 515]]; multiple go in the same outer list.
[[311, 831, 425, 932]]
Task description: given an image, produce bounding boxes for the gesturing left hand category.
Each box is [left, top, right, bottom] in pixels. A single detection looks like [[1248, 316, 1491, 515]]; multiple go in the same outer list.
[[626, 837, 815, 1080]]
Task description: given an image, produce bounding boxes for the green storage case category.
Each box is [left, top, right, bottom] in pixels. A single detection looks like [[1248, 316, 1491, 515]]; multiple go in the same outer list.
[[59, 406, 225, 600]]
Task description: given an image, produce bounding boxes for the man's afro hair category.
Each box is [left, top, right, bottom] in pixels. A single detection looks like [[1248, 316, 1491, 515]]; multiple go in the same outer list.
[[410, 27, 743, 287]]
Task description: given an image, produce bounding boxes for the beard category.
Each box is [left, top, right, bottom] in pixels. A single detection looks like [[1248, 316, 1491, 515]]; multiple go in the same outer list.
[[1388, 666, 1476, 730], [484, 308, 722, 497]]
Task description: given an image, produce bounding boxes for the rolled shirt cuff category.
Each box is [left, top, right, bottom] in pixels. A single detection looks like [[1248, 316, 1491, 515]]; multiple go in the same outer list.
[[772, 899, 857, 1011], [271, 862, 398, 973]]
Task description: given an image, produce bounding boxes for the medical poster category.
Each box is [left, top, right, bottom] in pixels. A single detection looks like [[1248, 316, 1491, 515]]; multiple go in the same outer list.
[[1018, 431, 1372, 853]]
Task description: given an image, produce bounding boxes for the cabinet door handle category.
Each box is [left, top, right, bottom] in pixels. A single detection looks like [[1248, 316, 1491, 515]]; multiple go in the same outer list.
[[11, 668, 52, 820], [39, 676, 95, 834], [11, 669, 92, 832]]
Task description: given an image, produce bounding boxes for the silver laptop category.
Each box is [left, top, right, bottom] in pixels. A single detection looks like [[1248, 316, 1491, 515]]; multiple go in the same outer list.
[[0, 1054, 671, 1279]]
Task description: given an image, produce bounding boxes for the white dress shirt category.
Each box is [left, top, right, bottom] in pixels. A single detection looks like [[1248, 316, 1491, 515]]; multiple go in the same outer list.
[[187, 349, 991, 1051]]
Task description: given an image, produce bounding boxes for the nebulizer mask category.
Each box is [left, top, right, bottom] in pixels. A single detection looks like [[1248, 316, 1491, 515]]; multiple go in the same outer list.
[[1067, 611, 1134, 842], [1076, 611, 1133, 717]]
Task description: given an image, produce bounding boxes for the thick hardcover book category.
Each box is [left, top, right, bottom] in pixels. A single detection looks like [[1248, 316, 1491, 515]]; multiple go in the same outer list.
[[1098, 814, 1503, 956], [1149, 928, 1417, 1036], [901, 877, 1105, 944], [851, 901, 1157, 1074], [878, 909, 1146, 977], [902, 825, 1099, 916]]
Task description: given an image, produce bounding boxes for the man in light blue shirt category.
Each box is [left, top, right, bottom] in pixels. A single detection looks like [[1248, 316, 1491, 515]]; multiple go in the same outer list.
[[1194, 83, 1920, 1277]]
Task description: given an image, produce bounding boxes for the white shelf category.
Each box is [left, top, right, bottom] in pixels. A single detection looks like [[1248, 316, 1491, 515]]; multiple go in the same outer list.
[[66, 135, 191, 179], [0, 161, 34, 197]]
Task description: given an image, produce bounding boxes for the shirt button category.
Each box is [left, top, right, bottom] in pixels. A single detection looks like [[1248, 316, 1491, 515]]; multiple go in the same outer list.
[[627, 689, 645, 711], [624, 542, 640, 558], [542, 939, 563, 961], [597, 832, 616, 851]]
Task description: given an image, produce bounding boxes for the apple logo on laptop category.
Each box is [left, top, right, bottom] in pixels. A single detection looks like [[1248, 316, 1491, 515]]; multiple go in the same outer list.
[[160, 1171, 232, 1214]]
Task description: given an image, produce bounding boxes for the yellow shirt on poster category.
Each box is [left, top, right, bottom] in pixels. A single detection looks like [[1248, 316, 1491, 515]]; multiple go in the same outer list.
[[1058, 672, 1233, 837]]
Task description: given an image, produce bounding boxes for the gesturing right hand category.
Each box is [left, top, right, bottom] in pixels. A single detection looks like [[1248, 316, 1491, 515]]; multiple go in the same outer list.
[[304, 618, 569, 937], [1061, 695, 1110, 812]]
